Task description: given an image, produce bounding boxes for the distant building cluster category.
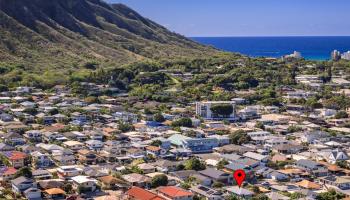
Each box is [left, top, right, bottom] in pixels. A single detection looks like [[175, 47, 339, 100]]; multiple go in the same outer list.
[[282, 51, 302, 60], [331, 50, 350, 61]]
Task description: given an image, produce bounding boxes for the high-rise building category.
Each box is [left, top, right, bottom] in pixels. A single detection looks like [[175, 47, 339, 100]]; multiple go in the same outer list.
[[341, 51, 350, 60], [331, 50, 341, 61], [282, 51, 302, 60]]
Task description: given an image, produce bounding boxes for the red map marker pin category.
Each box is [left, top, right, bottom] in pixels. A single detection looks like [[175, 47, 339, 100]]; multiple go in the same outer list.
[[233, 169, 246, 187]]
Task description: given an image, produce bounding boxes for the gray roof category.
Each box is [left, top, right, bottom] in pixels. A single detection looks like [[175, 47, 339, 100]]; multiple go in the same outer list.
[[199, 168, 228, 179], [12, 176, 32, 185], [297, 159, 325, 169]]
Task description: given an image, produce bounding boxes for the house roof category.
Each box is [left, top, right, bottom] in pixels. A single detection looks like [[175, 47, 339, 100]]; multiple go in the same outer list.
[[146, 146, 161, 152], [2, 151, 27, 160], [225, 186, 254, 196], [122, 173, 151, 183], [243, 152, 268, 161], [63, 140, 83, 146], [45, 188, 66, 195], [158, 186, 193, 198], [199, 168, 228, 179], [11, 176, 32, 185], [0, 167, 17, 176], [126, 187, 165, 200], [71, 176, 97, 184], [296, 180, 321, 189]]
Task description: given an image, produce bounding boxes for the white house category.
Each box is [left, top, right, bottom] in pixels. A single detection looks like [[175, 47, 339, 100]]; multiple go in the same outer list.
[[195, 101, 236, 120], [63, 141, 84, 152], [71, 176, 98, 192], [86, 140, 104, 150]]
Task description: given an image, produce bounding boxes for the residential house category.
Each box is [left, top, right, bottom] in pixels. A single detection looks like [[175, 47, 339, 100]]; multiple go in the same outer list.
[[71, 176, 98, 192], [320, 176, 350, 190], [24, 188, 42, 200], [247, 131, 271, 144], [168, 134, 219, 153], [125, 186, 165, 200], [0, 167, 17, 181], [152, 160, 182, 173], [300, 131, 330, 144], [32, 169, 53, 180], [157, 186, 194, 200], [31, 151, 53, 169], [57, 166, 83, 179], [296, 159, 328, 177], [122, 173, 152, 188], [43, 188, 66, 199], [1, 151, 28, 168], [63, 141, 84, 152], [195, 101, 236, 120], [317, 149, 348, 164], [78, 149, 98, 165], [199, 168, 232, 184], [243, 152, 268, 164], [43, 132, 64, 142], [190, 185, 223, 200], [0, 143, 15, 152], [138, 163, 156, 174], [146, 146, 163, 157], [3, 132, 25, 146], [272, 144, 304, 154], [86, 140, 104, 150], [98, 175, 130, 190], [12, 176, 35, 193], [84, 130, 104, 141], [225, 186, 254, 199], [24, 130, 42, 142], [114, 112, 138, 123], [238, 107, 259, 121], [0, 113, 14, 122]]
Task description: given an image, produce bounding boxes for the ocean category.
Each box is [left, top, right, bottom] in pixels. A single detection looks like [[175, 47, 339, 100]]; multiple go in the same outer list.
[[191, 36, 350, 61]]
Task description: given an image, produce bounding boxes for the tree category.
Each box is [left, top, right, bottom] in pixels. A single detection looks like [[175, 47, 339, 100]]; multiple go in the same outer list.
[[336, 160, 349, 169], [154, 113, 165, 122], [255, 121, 265, 130], [335, 111, 348, 119], [150, 140, 162, 147], [63, 183, 73, 194], [118, 122, 135, 133], [210, 104, 233, 116], [84, 96, 99, 104], [316, 189, 345, 200], [172, 117, 193, 127], [151, 174, 168, 188], [290, 192, 305, 200], [229, 130, 251, 145], [184, 158, 206, 171], [212, 181, 224, 188], [252, 194, 269, 200], [216, 159, 229, 170], [14, 167, 32, 178], [48, 108, 59, 115], [305, 97, 323, 110], [23, 107, 38, 115]]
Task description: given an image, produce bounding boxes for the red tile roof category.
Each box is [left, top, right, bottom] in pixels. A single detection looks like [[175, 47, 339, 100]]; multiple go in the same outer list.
[[2, 151, 27, 160], [158, 186, 193, 198], [126, 187, 165, 200], [3, 167, 17, 175], [146, 146, 161, 152]]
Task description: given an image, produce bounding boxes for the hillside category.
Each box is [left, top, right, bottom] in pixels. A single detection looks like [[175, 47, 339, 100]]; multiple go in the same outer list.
[[0, 0, 216, 70]]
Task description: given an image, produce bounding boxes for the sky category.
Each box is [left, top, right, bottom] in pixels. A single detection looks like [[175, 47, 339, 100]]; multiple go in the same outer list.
[[106, 0, 350, 37]]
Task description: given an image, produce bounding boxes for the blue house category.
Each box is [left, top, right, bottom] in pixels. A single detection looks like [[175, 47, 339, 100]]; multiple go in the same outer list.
[[168, 134, 219, 153]]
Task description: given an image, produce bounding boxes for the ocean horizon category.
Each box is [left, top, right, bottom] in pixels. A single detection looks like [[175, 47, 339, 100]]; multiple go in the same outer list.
[[191, 36, 350, 61]]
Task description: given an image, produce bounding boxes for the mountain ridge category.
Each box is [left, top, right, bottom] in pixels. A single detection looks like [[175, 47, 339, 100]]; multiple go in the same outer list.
[[0, 0, 217, 70]]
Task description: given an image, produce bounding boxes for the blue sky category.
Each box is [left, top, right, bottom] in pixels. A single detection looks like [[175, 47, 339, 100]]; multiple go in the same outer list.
[[106, 0, 350, 37]]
